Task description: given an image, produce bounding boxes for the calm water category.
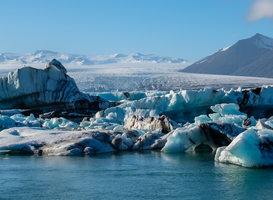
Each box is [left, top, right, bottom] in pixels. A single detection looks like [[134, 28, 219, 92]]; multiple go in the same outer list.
[[1, 151, 273, 200]]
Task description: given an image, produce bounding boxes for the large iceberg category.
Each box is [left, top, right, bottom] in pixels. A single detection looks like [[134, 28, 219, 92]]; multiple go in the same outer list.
[[215, 128, 273, 168], [0, 59, 112, 114]]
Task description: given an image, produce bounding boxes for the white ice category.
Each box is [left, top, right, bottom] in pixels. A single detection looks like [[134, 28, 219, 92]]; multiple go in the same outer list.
[[215, 128, 273, 167], [42, 117, 79, 130], [0, 127, 116, 155]]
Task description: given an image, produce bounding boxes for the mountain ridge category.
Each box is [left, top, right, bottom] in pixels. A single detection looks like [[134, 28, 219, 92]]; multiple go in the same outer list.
[[0, 51, 189, 66], [181, 33, 273, 78]]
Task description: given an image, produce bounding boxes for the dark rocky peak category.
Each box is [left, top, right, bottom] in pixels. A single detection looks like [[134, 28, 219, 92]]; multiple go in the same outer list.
[[237, 33, 273, 50]]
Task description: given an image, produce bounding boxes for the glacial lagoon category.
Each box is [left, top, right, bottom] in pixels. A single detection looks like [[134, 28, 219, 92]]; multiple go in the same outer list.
[[1, 151, 273, 200]]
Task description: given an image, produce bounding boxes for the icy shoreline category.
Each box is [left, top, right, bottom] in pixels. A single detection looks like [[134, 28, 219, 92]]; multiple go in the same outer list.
[[1, 89, 273, 168], [1, 60, 273, 168]]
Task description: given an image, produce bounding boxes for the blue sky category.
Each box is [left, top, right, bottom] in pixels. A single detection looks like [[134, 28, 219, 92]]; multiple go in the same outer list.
[[0, 0, 273, 60]]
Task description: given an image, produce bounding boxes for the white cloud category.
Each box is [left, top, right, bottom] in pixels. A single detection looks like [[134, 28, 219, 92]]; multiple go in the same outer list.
[[247, 0, 273, 22]]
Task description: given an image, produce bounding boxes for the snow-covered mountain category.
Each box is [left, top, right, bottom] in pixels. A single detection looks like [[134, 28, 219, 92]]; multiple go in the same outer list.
[[0, 50, 188, 67], [181, 33, 273, 78]]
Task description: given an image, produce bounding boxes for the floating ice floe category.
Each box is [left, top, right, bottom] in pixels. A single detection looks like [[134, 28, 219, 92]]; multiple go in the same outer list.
[[215, 128, 273, 168], [162, 122, 245, 152], [0, 127, 146, 155], [0, 113, 42, 128]]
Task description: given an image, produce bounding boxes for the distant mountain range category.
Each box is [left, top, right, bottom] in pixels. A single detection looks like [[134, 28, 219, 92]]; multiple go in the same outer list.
[[0, 50, 189, 66], [181, 33, 273, 78]]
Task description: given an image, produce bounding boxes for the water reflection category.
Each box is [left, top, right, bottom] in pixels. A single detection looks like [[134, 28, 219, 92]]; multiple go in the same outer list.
[[214, 161, 273, 199], [1, 151, 273, 200], [162, 151, 215, 164]]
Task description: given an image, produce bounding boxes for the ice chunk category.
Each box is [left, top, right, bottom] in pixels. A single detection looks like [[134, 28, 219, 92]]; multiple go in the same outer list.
[[211, 103, 244, 116], [209, 113, 247, 127], [42, 117, 79, 130], [80, 117, 121, 130], [255, 119, 273, 130], [162, 127, 207, 152], [124, 115, 180, 133], [215, 128, 273, 168], [0, 109, 22, 116], [132, 130, 167, 150], [0, 114, 15, 128], [10, 114, 27, 122], [113, 125, 124, 131], [209, 103, 248, 127], [9, 113, 42, 127], [111, 131, 141, 150], [162, 122, 244, 152], [194, 115, 212, 125], [265, 120, 273, 129]]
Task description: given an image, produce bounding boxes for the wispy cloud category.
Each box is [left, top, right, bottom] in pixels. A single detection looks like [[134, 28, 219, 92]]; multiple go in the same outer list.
[[247, 0, 273, 22]]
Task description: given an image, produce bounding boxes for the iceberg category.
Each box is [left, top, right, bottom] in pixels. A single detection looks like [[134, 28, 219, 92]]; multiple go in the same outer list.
[[0, 113, 42, 128], [132, 130, 169, 150], [94, 86, 273, 125], [1, 63, 273, 169], [162, 122, 245, 152], [228, 86, 273, 118], [111, 131, 141, 150], [42, 117, 79, 130], [215, 129, 273, 168], [194, 103, 251, 127], [124, 115, 180, 133], [0, 114, 16, 128], [0, 127, 140, 155], [0, 59, 113, 115], [96, 88, 232, 124]]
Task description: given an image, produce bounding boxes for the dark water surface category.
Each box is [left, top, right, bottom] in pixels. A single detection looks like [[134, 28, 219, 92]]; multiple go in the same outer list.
[[0, 151, 273, 200]]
